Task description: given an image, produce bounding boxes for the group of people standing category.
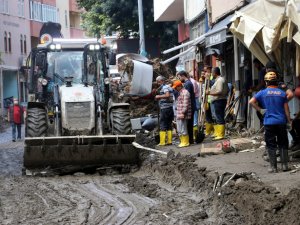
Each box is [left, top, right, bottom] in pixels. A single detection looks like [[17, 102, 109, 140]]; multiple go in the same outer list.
[[155, 60, 299, 174], [155, 66, 229, 148]]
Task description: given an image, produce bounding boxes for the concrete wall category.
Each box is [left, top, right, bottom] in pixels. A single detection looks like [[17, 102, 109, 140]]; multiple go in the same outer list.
[[209, 0, 245, 23], [184, 0, 205, 23], [154, 0, 176, 21], [56, 0, 70, 38]]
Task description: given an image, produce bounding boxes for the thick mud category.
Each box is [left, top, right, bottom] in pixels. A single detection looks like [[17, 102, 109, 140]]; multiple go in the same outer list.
[[0, 131, 300, 224]]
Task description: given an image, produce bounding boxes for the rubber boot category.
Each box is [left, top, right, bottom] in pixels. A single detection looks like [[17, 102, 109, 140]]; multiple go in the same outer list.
[[205, 123, 214, 136], [193, 126, 198, 140], [157, 131, 166, 146], [213, 125, 225, 141], [267, 148, 278, 173], [178, 135, 190, 148], [280, 148, 289, 171], [167, 130, 172, 145], [178, 136, 183, 147]]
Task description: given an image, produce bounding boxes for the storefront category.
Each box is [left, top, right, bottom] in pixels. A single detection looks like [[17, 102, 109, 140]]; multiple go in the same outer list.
[[0, 66, 19, 117]]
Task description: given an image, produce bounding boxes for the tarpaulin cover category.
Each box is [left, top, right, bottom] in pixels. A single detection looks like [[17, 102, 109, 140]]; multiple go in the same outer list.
[[129, 60, 153, 96], [230, 0, 300, 73]]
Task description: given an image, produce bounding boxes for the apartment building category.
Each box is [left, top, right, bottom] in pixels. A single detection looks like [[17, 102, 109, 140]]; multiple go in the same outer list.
[[29, 0, 85, 47], [0, 0, 85, 116], [0, 0, 31, 116]]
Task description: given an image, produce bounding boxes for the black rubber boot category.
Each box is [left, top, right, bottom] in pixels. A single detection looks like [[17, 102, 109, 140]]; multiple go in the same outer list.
[[280, 148, 289, 172], [267, 148, 277, 173]]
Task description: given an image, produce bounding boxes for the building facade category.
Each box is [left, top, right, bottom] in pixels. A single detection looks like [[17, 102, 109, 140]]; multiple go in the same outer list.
[[0, 0, 31, 116], [0, 0, 85, 117]]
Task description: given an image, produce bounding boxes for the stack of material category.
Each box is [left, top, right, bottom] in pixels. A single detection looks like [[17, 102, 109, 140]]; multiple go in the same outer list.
[[116, 57, 174, 117]]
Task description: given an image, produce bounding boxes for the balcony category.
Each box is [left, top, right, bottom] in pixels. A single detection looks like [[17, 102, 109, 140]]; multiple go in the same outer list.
[[154, 0, 184, 22], [70, 27, 85, 38]]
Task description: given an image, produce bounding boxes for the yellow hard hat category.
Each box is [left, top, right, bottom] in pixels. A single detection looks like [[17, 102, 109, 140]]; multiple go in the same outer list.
[[264, 71, 277, 81]]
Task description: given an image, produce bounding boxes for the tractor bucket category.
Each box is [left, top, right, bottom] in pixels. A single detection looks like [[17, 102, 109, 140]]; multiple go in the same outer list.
[[23, 135, 139, 168]]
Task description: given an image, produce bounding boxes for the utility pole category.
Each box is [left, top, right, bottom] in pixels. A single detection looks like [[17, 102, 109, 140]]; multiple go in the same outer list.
[[138, 0, 146, 56]]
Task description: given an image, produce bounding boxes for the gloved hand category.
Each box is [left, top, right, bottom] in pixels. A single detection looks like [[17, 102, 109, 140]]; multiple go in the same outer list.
[[259, 108, 267, 115]]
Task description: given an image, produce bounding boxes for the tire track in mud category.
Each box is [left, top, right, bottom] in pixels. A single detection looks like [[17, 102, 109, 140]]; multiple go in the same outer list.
[[4, 176, 156, 225], [75, 177, 156, 225]]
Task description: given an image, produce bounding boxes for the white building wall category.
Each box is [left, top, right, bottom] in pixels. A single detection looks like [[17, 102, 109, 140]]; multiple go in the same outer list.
[[56, 0, 70, 38], [184, 0, 205, 23], [154, 0, 175, 21]]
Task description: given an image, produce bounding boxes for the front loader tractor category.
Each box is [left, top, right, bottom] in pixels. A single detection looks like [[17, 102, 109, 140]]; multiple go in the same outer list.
[[24, 37, 138, 169]]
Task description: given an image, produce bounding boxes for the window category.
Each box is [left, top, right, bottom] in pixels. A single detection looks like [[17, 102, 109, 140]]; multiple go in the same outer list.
[[65, 10, 68, 28], [0, 0, 9, 14], [20, 35, 23, 54], [189, 16, 205, 40], [8, 32, 11, 53], [24, 35, 27, 54], [4, 32, 7, 53], [30, 0, 58, 22], [18, 0, 25, 17]]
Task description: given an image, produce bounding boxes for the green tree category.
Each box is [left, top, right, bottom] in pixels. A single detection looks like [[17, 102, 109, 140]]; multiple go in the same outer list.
[[77, 0, 178, 56]]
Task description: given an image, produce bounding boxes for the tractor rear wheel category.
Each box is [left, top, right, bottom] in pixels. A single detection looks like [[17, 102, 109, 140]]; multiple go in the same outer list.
[[26, 107, 48, 137], [111, 108, 131, 135]]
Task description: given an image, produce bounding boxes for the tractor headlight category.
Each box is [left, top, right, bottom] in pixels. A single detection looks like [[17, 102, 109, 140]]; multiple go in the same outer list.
[[50, 44, 56, 50], [88, 44, 100, 51], [89, 45, 95, 51], [49, 44, 62, 50], [55, 44, 61, 50]]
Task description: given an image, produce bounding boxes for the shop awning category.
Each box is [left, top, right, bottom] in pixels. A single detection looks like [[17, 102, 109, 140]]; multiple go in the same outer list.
[[205, 14, 234, 48], [230, 0, 300, 66], [162, 34, 205, 55], [161, 46, 195, 64]]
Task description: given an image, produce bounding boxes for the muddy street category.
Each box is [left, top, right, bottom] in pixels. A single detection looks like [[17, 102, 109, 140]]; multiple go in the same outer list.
[[1, 127, 300, 224]]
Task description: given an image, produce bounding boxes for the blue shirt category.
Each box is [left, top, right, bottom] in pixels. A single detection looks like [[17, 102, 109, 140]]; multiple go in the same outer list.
[[255, 87, 287, 125]]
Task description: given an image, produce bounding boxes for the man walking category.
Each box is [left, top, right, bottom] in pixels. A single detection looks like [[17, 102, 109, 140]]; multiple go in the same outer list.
[[249, 71, 291, 172], [155, 76, 174, 146], [206, 67, 228, 140], [172, 80, 192, 147], [8, 98, 24, 142]]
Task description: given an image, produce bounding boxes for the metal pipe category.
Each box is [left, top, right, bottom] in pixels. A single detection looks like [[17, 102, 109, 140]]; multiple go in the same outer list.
[[138, 0, 146, 55]]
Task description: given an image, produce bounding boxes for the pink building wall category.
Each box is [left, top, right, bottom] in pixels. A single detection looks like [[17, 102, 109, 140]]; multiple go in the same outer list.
[[0, 0, 31, 68]]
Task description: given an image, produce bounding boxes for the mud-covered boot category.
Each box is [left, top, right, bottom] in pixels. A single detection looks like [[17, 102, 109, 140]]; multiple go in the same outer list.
[[280, 148, 289, 171], [268, 148, 277, 173], [178, 135, 189, 148], [205, 123, 214, 137], [262, 149, 269, 161]]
